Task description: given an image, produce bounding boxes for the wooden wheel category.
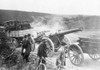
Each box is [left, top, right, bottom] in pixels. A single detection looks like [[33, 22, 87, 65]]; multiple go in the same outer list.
[[68, 44, 84, 66], [88, 47, 100, 60]]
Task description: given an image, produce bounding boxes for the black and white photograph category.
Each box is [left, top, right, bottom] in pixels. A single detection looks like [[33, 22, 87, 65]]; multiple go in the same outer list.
[[0, 0, 100, 70]]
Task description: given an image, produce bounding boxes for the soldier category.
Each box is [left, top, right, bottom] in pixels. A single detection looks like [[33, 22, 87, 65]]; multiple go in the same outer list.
[[21, 34, 32, 62], [27, 34, 34, 45], [27, 34, 35, 51], [37, 40, 49, 65], [56, 50, 66, 70]]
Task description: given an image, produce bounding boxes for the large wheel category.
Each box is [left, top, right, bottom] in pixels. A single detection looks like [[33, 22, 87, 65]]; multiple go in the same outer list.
[[68, 44, 84, 66], [88, 47, 100, 60], [38, 63, 46, 70], [42, 37, 54, 57]]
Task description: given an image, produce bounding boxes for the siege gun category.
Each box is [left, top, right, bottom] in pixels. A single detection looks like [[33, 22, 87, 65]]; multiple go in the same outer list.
[[49, 27, 83, 49]]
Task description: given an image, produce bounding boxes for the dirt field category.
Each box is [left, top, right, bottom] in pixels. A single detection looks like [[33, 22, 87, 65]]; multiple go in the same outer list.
[[47, 53, 100, 70]]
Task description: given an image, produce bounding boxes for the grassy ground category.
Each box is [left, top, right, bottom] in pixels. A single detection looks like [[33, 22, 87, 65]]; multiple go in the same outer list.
[[0, 47, 58, 70]]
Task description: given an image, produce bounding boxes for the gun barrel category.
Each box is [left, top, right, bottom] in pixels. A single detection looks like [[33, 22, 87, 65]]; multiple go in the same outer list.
[[57, 28, 82, 35]]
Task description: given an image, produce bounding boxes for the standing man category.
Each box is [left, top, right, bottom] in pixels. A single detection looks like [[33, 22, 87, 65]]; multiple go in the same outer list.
[[21, 34, 32, 62], [37, 40, 49, 65], [27, 34, 35, 51]]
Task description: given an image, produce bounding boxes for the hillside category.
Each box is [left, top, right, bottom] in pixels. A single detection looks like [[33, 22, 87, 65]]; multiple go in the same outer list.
[[0, 9, 100, 31], [0, 9, 52, 25], [63, 15, 100, 30]]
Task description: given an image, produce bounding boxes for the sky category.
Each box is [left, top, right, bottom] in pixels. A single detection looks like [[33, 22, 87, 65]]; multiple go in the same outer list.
[[0, 0, 100, 15]]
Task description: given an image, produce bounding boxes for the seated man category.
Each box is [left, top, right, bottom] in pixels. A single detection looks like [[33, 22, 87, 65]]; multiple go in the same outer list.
[[37, 40, 49, 65]]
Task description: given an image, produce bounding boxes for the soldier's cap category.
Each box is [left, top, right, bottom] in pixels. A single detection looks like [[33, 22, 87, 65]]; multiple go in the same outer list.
[[27, 34, 31, 36], [24, 35, 27, 38]]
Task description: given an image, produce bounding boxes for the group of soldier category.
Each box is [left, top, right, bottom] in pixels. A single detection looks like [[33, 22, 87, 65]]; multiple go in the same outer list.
[[21, 33, 67, 69], [21, 34, 48, 64]]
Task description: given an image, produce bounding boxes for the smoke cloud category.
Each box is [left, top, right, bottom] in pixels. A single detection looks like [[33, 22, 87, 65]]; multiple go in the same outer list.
[[30, 16, 67, 37]]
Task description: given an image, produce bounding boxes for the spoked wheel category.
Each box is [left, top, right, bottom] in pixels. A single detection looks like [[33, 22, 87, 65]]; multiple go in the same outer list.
[[68, 44, 84, 66], [42, 37, 55, 57], [38, 63, 46, 70], [88, 47, 100, 60]]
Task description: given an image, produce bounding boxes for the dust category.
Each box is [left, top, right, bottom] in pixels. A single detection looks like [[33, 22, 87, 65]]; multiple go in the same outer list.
[[30, 16, 68, 37]]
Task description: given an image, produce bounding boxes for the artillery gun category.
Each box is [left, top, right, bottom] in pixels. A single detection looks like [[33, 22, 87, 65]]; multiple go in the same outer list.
[[49, 28, 83, 51], [35, 28, 83, 56]]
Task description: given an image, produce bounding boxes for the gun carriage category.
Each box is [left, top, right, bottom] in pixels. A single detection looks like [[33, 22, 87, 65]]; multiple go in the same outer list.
[[68, 34, 100, 66], [35, 28, 82, 56]]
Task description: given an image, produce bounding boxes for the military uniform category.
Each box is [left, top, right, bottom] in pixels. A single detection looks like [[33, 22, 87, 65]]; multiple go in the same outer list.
[[37, 41, 48, 64], [21, 36, 32, 62]]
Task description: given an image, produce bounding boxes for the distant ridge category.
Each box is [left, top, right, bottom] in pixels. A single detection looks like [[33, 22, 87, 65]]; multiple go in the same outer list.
[[0, 9, 52, 25], [0, 9, 100, 30]]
